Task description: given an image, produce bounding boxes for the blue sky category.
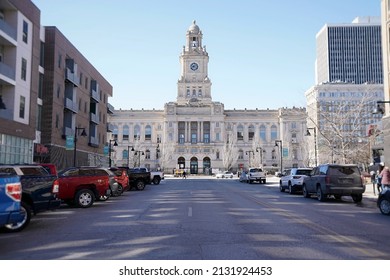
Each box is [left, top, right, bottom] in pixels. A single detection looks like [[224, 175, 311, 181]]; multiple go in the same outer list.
[[32, 0, 381, 110]]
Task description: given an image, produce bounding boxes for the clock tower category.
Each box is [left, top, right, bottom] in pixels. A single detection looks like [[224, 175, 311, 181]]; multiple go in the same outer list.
[[177, 20, 212, 105]]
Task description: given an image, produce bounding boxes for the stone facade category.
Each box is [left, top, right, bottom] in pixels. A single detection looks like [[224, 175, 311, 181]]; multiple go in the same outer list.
[[108, 21, 307, 174]]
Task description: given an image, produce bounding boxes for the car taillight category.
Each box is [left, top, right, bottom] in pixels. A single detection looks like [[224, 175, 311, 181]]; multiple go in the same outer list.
[[52, 179, 59, 193], [6, 183, 22, 201]]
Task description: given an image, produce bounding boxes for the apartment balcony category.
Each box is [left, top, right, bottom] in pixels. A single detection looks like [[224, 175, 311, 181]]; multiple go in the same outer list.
[[89, 135, 99, 147], [90, 80, 99, 102], [107, 103, 114, 114], [0, 19, 17, 45], [65, 68, 79, 86], [90, 112, 99, 124], [64, 97, 78, 113], [0, 61, 15, 85]]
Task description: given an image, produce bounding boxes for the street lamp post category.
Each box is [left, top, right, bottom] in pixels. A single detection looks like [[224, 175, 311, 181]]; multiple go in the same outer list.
[[108, 139, 118, 167], [305, 127, 317, 166], [275, 140, 283, 173], [155, 144, 160, 170], [130, 146, 144, 167], [73, 127, 87, 167], [245, 150, 254, 167]]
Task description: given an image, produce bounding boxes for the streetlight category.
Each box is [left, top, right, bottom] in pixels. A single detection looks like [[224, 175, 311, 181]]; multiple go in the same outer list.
[[245, 150, 254, 167], [274, 140, 283, 173], [256, 146, 264, 167], [73, 127, 87, 166], [130, 146, 144, 167], [108, 139, 118, 167], [155, 144, 160, 170], [305, 127, 317, 166]]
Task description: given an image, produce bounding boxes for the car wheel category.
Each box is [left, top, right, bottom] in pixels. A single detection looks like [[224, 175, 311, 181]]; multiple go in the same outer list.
[[378, 198, 390, 215], [75, 189, 94, 208], [2, 201, 31, 233], [153, 177, 161, 185], [136, 180, 145, 191], [317, 186, 326, 202], [117, 184, 124, 195], [351, 194, 363, 203], [302, 184, 310, 198], [279, 182, 285, 192]]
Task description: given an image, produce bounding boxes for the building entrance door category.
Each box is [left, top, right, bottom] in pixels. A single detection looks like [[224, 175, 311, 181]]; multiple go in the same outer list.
[[190, 157, 198, 174]]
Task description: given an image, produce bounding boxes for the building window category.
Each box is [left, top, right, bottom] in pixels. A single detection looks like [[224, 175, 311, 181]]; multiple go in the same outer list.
[[237, 125, 244, 141], [23, 20, 28, 43], [38, 74, 44, 99], [145, 149, 151, 159], [191, 122, 197, 143], [113, 126, 118, 140], [248, 125, 255, 141], [260, 125, 266, 142], [123, 125, 129, 141], [21, 58, 27, 81], [19, 96, 25, 119], [216, 150, 220, 160], [238, 149, 244, 160], [145, 125, 152, 140], [134, 125, 140, 140], [36, 104, 42, 131], [179, 133, 185, 144], [216, 132, 220, 141], [271, 125, 277, 141]]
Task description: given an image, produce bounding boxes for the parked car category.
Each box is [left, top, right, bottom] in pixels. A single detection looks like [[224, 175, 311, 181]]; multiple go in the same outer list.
[[377, 186, 390, 215], [216, 171, 234, 179], [0, 165, 61, 232], [130, 167, 164, 185], [302, 164, 365, 202], [119, 168, 151, 190], [57, 167, 118, 208], [109, 167, 130, 193], [0, 173, 24, 232], [279, 168, 313, 194], [239, 171, 249, 183]]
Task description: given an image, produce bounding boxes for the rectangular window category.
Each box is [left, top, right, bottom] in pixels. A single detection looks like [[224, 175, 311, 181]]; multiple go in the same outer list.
[[38, 74, 44, 99], [21, 58, 27, 81], [23, 20, 28, 43], [19, 96, 25, 118], [36, 105, 42, 131]]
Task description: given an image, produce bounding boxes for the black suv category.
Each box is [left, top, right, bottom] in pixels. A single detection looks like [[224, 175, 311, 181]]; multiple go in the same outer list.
[[302, 164, 365, 202]]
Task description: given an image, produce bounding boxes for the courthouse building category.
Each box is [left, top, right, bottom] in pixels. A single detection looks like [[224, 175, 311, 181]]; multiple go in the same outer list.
[[109, 21, 307, 174]]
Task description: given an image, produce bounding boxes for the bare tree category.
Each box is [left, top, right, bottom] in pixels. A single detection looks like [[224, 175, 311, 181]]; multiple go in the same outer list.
[[307, 91, 379, 165], [159, 140, 175, 172], [222, 131, 239, 171], [250, 134, 264, 167]]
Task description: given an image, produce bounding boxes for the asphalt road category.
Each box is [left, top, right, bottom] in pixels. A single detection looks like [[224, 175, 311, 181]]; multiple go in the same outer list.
[[1, 176, 389, 260]]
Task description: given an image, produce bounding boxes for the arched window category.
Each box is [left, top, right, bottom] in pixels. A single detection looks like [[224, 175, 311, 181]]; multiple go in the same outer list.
[[237, 125, 244, 141], [145, 125, 151, 141], [271, 125, 277, 141], [123, 125, 129, 141], [134, 125, 140, 140], [248, 125, 255, 141], [145, 149, 150, 159], [260, 125, 266, 142]]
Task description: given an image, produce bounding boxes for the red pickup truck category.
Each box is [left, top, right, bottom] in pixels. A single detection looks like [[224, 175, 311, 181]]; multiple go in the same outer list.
[[57, 167, 118, 208]]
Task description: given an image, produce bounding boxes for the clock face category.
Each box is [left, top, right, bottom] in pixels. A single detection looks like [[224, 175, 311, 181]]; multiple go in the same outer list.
[[190, 62, 198, 71]]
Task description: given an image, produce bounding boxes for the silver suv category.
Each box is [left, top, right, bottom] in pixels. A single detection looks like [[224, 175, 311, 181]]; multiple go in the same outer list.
[[302, 164, 365, 202], [279, 168, 313, 194]]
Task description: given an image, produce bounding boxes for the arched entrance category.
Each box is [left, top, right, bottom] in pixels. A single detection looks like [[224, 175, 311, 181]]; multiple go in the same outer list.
[[190, 157, 198, 174], [203, 157, 211, 175], [177, 157, 185, 170]]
